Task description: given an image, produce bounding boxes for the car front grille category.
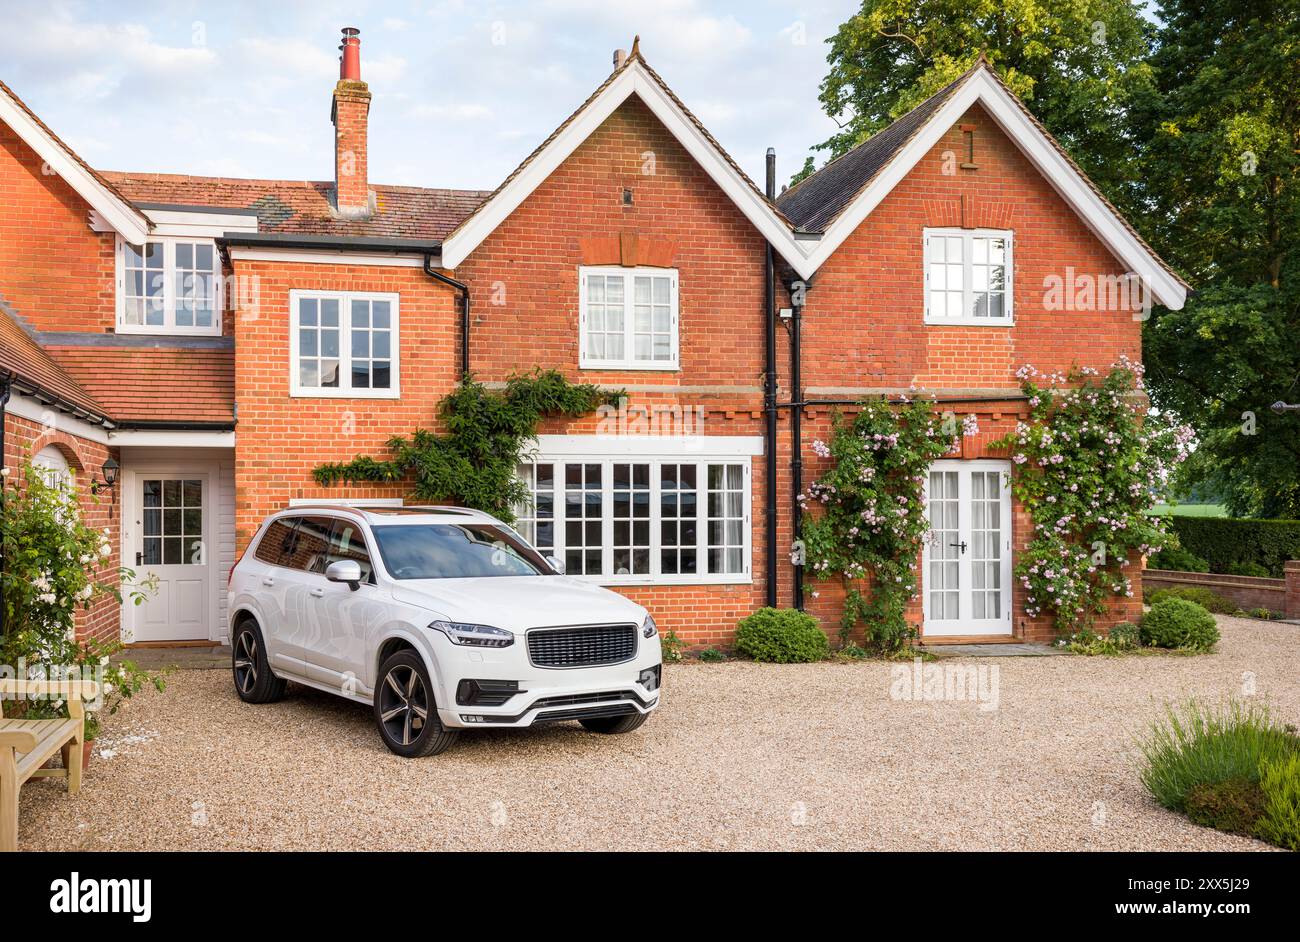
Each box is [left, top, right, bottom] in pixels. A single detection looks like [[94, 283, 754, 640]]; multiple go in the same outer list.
[[527, 623, 638, 668]]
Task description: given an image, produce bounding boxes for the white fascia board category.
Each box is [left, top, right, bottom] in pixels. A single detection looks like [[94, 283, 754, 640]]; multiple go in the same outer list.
[[5, 391, 111, 444], [531, 434, 764, 457], [144, 208, 258, 238], [0, 90, 149, 244], [107, 430, 235, 448], [803, 70, 1185, 309], [439, 63, 814, 279], [228, 247, 425, 267]]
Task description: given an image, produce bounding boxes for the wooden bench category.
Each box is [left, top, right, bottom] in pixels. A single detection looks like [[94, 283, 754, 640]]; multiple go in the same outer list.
[[0, 679, 99, 852]]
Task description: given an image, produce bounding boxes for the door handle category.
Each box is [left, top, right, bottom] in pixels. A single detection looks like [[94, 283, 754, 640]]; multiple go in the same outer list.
[[948, 541, 968, 554], [309, 588, 325, 598], [262, 577, 276, 587], [136, 552, 143, 566]]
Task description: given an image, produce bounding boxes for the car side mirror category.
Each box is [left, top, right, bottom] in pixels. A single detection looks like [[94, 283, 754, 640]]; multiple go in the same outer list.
[[325, 559, 363, 591], [546, 555, 566, 575]]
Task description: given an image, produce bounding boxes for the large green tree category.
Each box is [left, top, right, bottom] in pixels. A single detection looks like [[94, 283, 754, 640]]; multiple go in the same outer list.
[[803, 0, 1155, 213], [1140, 0, 1300, 517]]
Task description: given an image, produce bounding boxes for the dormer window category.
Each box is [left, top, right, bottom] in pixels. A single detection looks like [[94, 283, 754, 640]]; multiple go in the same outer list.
[[116, 237, 221, 335]]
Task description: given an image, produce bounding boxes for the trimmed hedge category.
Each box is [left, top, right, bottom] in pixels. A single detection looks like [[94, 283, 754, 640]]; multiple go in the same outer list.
[[1140, 598, 1221, 651], [735, 608, 829, 663], [1169, 516, 1300, 578], [1147, 586, 1236, 614], [1148, 544, 1210, 573]]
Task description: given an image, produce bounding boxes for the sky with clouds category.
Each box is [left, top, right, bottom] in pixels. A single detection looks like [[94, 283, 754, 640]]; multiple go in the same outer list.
[[1, 0, 861, 192]]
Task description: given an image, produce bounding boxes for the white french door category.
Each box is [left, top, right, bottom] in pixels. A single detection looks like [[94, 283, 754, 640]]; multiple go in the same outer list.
[[922, 460, 1013, 637], [125, 471, 213, 642]]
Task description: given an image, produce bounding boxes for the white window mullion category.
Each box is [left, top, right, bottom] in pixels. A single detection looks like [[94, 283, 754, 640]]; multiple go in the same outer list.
[[649, 459, 663, 579], [601, 459, 614, 578], [694, 460, 708, 574]]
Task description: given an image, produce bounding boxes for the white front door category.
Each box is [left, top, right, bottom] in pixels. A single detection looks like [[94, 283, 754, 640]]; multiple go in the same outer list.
[[127, 473, 212, 642], [922, 460, 1013, 637]]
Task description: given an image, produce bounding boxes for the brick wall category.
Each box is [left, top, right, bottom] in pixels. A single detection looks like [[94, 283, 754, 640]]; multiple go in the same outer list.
[[451, 95, 775, 644], [0, 119, 116, 332], [2, 411, 121, 643], [228, 258, 460, 550], [1144, 568, 1290, 616]]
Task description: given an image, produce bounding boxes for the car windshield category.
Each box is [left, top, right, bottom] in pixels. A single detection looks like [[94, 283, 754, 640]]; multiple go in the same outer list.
[[371, 523, 553, 580]]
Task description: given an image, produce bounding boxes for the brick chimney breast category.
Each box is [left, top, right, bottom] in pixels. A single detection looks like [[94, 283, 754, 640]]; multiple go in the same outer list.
[[332, 27, 372, 218]]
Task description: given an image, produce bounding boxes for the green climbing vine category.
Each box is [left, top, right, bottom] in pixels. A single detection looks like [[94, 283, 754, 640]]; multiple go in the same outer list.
[[993, 358, 1193, 634], [799, 396, 955, 653], [313, 370, 620, 521]]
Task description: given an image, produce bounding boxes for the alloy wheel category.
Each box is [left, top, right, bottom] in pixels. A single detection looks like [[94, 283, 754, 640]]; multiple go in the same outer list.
[[234, 629, 258, 695], [378, 665, 429, 746]]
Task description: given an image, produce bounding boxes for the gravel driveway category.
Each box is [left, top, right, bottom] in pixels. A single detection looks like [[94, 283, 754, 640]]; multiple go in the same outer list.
[[19, 614, 1298, 851]]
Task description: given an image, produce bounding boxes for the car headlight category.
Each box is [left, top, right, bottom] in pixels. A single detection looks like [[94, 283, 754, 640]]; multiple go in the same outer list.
[[428, 621, 515, 648], [642, 613, 658, 639]]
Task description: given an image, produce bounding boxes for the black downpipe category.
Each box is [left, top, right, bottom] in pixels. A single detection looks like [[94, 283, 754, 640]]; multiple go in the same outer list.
[[763, 149, 778, 609], [790, 296, 804, 610], [423, 256, 472, 378], [0, 372, 11, 640]]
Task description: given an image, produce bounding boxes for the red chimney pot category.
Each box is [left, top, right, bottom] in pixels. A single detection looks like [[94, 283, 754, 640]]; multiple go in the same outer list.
[[340, 27, 361, 80]]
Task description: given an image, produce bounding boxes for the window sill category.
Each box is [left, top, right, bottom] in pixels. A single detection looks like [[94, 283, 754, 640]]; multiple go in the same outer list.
[[923, 317, 1015, 328], [115, 323, 223, 337], [578, 360, 680, 372], [289, 388, 401, 400], [565, 573, 752, 588]]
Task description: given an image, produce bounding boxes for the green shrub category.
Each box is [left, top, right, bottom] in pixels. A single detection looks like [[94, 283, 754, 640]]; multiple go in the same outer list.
[[659, 630, 687, 663], [1226, 561, 1272, 578], [1256, 753, 1300, 851], [1184, 777, 1266, 835], [1147, 586, 1236, 614], [1149, 545, 1210, 573], [1109, 622, 1141, 649], [1141, 598, 1221, 651], [734, 608, 829, 663], [1245, 607, 1276, 620], [698, 647, 726, 663], [1138, 700, 1299, 811], [1170, 516, 1300, 578]]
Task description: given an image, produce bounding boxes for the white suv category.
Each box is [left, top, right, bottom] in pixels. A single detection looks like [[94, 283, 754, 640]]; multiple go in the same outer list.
[[228, 505, 662, 757]]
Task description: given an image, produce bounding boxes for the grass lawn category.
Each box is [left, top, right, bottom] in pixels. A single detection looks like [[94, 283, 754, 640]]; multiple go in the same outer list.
[[1149, 503, 1228, 517]]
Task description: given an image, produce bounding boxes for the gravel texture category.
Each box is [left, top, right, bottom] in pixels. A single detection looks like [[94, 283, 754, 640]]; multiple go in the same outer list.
[[19, 614, 1297, 851]]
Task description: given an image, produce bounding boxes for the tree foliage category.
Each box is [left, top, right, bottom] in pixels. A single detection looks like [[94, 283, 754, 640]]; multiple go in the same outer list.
[[809, 0, 1155, 213], [1139, 1, 1300, 517]]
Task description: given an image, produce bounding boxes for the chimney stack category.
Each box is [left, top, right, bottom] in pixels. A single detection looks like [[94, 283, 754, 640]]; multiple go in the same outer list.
[[332, 26, 371, 218], [612, 48, 628, 69]]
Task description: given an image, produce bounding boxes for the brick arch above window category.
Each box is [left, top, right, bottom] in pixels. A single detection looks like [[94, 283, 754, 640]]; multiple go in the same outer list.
[[577, 233, 676, 269], [29, 432, 89, 474]]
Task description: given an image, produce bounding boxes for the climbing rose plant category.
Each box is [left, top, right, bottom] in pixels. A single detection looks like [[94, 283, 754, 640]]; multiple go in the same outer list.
[[799, 396, 956, 652], [994, 359, 1193, 634]]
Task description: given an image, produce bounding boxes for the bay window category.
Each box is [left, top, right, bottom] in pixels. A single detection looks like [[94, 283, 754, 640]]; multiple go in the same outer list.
[[289, 290, 399, 398], [516, 455, 750, 584], [923, 228, 1013, 325]]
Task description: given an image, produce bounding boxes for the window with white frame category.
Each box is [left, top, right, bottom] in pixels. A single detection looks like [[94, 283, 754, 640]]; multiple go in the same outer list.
[[117, 237, 221, 334], [515, 457, 749, 583], [924, 228, 1013, 324], [579, 267, 679, 369], [290, 291, 399, 397]]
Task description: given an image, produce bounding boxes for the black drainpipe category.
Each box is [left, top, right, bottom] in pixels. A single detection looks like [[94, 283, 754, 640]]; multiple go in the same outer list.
[[423, 256, 472, 378], [763, 148, 779, 608], [0, 371, 11, 640], [790, 290, 805, 611]]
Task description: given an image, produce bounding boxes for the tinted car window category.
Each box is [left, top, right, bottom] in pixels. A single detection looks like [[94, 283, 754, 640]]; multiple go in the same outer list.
[[326, 518, 375, 583], [283, 516, 335, 574], [254, 517, 299, 566], [372, 524, 552, 579]]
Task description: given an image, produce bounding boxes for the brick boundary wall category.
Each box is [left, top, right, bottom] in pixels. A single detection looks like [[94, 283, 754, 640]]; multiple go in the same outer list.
[[1143, 567, 1300, 618]]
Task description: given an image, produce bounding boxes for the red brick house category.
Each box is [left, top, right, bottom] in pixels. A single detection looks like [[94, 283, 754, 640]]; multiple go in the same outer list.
[[0, 31, 1185, 649]]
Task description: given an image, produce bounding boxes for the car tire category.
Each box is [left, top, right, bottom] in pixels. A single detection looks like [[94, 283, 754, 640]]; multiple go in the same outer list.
[[374, 650, 458, 758], [579, 712, 649, 735], [232, 618, 286, 704]]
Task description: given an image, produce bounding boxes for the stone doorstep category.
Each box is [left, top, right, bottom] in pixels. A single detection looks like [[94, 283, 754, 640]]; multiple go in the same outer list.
[[116, 645, 231, 671], [921, 642, 1066, 658]]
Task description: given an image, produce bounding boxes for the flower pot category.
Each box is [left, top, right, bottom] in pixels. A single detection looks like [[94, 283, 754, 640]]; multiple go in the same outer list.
[[48, 740, 93, 771]]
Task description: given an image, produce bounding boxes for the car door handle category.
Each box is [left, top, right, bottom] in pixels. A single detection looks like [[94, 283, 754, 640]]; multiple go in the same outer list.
[[262, 577, 276, 587], [309, 588, 325, 598]]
